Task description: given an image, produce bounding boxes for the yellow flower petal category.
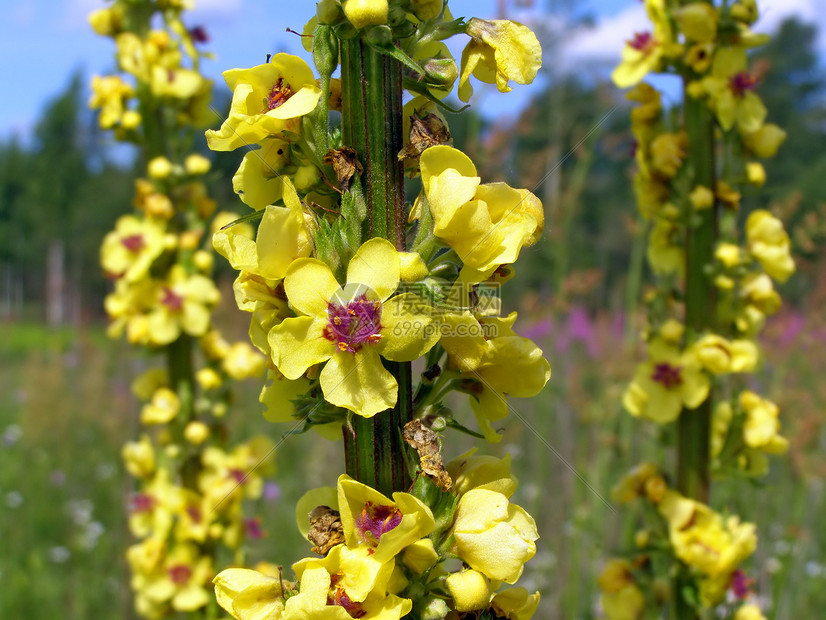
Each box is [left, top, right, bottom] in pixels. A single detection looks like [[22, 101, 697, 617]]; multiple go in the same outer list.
[[346, 237, 400, 302], [319, 349, 396, 417], [284, 259, 341, 317], [268, 316, 333, 379]]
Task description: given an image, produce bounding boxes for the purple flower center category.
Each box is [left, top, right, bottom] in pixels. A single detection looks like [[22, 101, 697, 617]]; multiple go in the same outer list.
[[245, 518, 265, 539], [730, 71, 758, 97], [161, 287, 184, 312], [651, 362, 683, 389], [730, 569, 753, 599], [628, 31, 655, 53], [229, 468, 247, 484], [168, 564, 192, 585], [354, 501, 402, 546], [189, 26, 209, 43], [264, 78, 293, 112], [130, 493, 155, 513], [186, 505, 202, 523], [121, 234, 145, 252], [323, 294, 382, 354], [329, 580, 366, 618]]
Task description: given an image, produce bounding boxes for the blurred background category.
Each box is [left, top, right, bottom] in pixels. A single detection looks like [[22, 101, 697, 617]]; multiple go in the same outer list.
[[1, 0, 825, 618]]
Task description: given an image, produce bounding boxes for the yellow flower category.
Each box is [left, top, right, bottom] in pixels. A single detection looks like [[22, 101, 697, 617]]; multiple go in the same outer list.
[[88, 5, 123, 36], [127, 470, 176, 539], [232, 138, 291, 209], [122, 434, 156, 479], [623, 339, 710, 424], [450, 488, 538, 583], [400, 538, 439, 574], [213, 178, 313, 282], [458, 18, 542, 102], [222, 342, 267, 380], [446, 569, 491, 612], [183, 421, 210, 445], [746, 210, 795, 283], [214, 568, 286, 620], [146, 265, 220, 346], [702, 47, 766, 134], [647, 218, 684, 276], [689, 185, 714, 210], [289, 546, 412, 617], [694, 334, 759, 374], [610, 462, 660, 504], [743, 123, 786, 158], [198, 437, 275, 507], [745, 162, 766, 186], [342, 0, 388, 29], [598, 559, 645, 620], [268, 238, 440, 417], [140, 543, 214, 613], [658, 491, 757, 598], [674, 3, 718, 43], [141, 387, 181, 424], [735, 603, 767, 620], [446, 451, 518, 498], [337, 474, 435, 564], [89, 75, 133, 128], [440, 309, 550, 442], [740, 391, 788, 454], [490, 587, 541, 620], [419, 146, 543, 271], [650, 132, 687, 178], [206, 54, 321, 151], [611, 0, 672, 88]]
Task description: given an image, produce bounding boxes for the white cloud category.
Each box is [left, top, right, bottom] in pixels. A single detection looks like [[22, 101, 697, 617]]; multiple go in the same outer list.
[[564, 3, 645, 66], [563, 0, 826, 67]]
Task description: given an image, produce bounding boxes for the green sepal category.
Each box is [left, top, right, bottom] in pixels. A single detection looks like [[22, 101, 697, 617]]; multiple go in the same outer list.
[[312, 216, 346, 281], [443, 417, 486, 439], [364, 26, 426, 76], [289, 389, 348, 434], [218, 209, 264, 230], [313, 24, 339, 80], [411, 474, 458, 545], [401, 78, 470, 114]]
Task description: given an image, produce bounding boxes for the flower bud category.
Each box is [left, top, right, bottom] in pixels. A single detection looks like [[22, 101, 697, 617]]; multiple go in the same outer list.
[[185, 153, 211, 175], [342, 0, 388, 29], [421, 57, 458, 88], [148, 156, 173, 179], [313, 23, 338, 78], [184, 421, 210, 445], [446, 569, 490, 611], [316, 0, 343, 24]]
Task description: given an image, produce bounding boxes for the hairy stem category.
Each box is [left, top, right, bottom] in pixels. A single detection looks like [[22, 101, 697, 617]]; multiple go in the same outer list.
[[340, 38, 413, 495]]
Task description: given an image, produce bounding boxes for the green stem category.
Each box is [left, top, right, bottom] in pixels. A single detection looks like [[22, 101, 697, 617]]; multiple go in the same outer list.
[[675, 61, 717, 620], [340, 38, 413, 496], [678, 89, 716, 503]]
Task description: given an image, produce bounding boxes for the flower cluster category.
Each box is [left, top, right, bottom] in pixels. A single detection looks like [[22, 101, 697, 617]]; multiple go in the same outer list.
[[210, 1, 550, 441], [90, 1, 275, 616], [205, 0, 550, 616], [607, 1, 791, 618], [215, 453, 539, 619]]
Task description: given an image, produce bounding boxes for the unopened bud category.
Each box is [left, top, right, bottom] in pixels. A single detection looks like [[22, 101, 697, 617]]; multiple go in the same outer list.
[[313, 24, 338, 78], [421, 57, 458, 87]]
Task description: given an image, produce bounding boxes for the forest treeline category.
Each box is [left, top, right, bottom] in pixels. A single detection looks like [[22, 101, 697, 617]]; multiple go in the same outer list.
[[1, 18, 823, 325]]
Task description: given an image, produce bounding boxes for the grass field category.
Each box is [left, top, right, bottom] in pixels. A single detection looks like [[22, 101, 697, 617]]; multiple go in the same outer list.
[[1, 304, 824, 619]]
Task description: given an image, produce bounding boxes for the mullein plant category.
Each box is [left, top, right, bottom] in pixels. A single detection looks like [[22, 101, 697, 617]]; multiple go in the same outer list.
[[89, 1, 277, 617], [603, 1, 793, 619], [204, 0, 550, 617]]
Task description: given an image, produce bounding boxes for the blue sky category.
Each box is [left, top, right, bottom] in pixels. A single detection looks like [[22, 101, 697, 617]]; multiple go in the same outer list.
[[0, 0, 822, 142]]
